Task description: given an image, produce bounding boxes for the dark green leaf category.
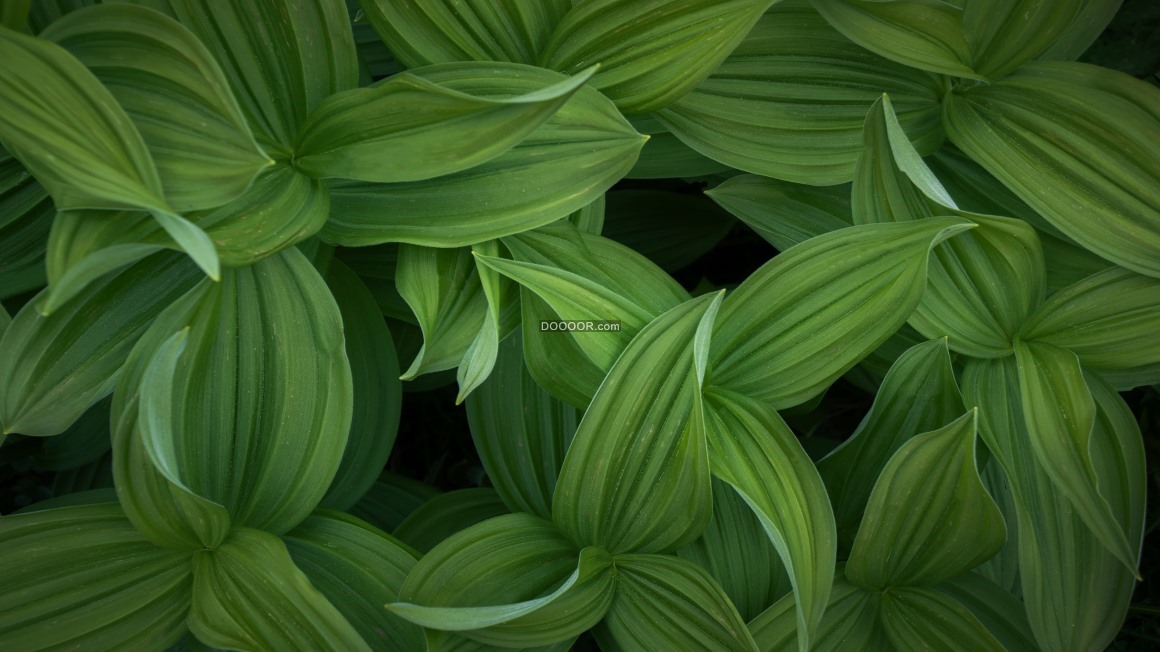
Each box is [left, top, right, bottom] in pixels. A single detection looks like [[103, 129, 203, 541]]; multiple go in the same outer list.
[[393, 488, 510, 553]]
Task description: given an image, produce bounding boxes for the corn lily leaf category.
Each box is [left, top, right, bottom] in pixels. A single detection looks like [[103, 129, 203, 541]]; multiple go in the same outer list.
[[961, 0, 1087, 79], [283, 510, 423, 651], [0, 150, 51, 300], [598, 554, 758, 651], [295, 65, 593, 183], [1013, 340, 1138, 571], [0, 252, 199, 437], [336, 244, 414, 322], [541, 0, 775, 114], [393, 488, 510, 553], [0, 502, 193, 651], [390, 513, 616, 647], [655, 2, 947, 185], [519, 289, 606, 409], [878, 587, 1004, 651], [935, 573, 1037, 652], [747, 567, 888, 652], [706, 175, 852, 252], [190, 527, 368, 651], [0, 0, 28, 30], [323, 63, 643, 247], [552, 292, 721, 554], [704, 387, 836, 652], [466, 334, 579, 518], [30, 398, 111, 472], [1020, 267, 1160, 374], [1037, 0, 1124, 62], [974, 459, 1022, 594], [601, 190, 735, 272], [626, 128, 731, 179], [162, 0, 358, 149], [359, 0, 570, 68], [944, 61, 1160, 278], [847, 410, 1005, 587], [709, 218, 973, 408], [962, 356, 1141, 651], [350, 472, 441, 533], [456, 239, 520, 403], [817, 339, 965, 551], [319, 260, 402, 511]]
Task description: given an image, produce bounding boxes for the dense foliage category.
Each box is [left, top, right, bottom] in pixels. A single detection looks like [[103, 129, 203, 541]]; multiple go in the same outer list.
[[1, 0, 1158, 650]]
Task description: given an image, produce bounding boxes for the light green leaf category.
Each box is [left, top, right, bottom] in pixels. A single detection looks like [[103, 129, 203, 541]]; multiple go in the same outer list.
[[467, 334, 579, 518], [284, 510, 423, 651], [601, 190, 735, 272], [1020, 266, 1160, 374], [0, 502, 192, 651], [748, 568, 887, 652], [190, 528, 369, 651], [396, 244, 487, 379], [962, 0, 1086, 79], [879, 587, 1003, 651], [456, 239, 518, 403], [709, 218, 974, 408], [0, 252, 199, 437], [817, 339, 965, 551], [704, 387, 836, 652], [295, 65, 593, 182], [519, 289, 607, 409], [359, 0, 570, 67], [393, 488, 510, 553], [391, 513, 615, 647], [847, 410, 1005, 587], [322, 63, 644, 247], [552, 292, 722, 554], [43, 3, 272, 212], [656, 2, 947, 185], [706, 175, 851, 252], [320, 260, 402, 511], [935, 573, 1037, 652], [944, 61, 1160, 278], [350, 472, 441, 533], [599, 554, 758, 651]]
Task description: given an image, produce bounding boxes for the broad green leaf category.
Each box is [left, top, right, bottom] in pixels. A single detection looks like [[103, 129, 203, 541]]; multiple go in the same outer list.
[[709, 218, 974, 408], [336, 243, 414, 322], [0, 252, 199, 436], [1086, 371, 1147, 563], [704, 388, 836, 651], [748, 568, 888, 652], [626, 129, 731, 179], [935, 573, 1037, 652], [391, 513, 615, 647], [1037, 0, 1124, 62], [284, 510, 423, 651], [0, 149, 51, 300], [350, 472, 440, 533], [50, 453, 115, 499], [323, 63, 644, 247], [320, 260, 402, 511], [847, 411, 1005, 587], [112, 248, 353, 537], [1013, 340, 1138, 571], [396, 244, 487, 379], [962, 356, 1140, 651], [879, 587, 1003, 651], [817, 339, 965, 551], [975, 460, 1022, 594], [190, 528, 368, 651], [467, 334, 579, 518], [295, 65, 593, 182], [26, 0, 97, 33], [1020, 267, 1160, 373], [599, 554, 758, 651], [656, 2, 947, 185], [944, 61, 1160, 278], [706, 175, 851, 252], [393, 488, 510, 553], [43, 3, 272, 212], [164, 0, 358, 148], [519, 289, 606, 409], [962, 0, 1086, 79], [678, 479, 790, 622], [601, 190, 735, 272], [0, 0, 29, 31], [0, 502, 192, 651], [456, 239, 518, 402], [811, 0, 979, 79], [30, 399, 111, 472], [552, 293, 722, 554], [359, 0, 570, 67]]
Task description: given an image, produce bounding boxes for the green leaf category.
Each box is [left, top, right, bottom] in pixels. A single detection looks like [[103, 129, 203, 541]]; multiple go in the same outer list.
[[1037, 0, 1124, 62], [626, 128, 731, 179], [322, 63, 644, 247], [552, 292, 722, 554], [391, 513, 615, 647], [878, 587, 1004, 651], [295, 65, 593, 182], [601, 190, 735, 272], [934, 573, 1037, 652], [164, 0, 358, 148], [519, 289, 607, 409], [284, 510, 424, 651], [655, 2, 947, 185], [846, 410, 1005, 587], [350, 472, 441, 533], [466, 334, 579, 518], [962, 0, 1086, 79], [709, 218, 974, 408], [706, 175, 852, 252], [703, 387, 836, 651], [0, 149, 51, 300], [1020, 266, 1160, 374], [320, 260, 402, 511], [456, 239, 518, 403], [393, 488, 510, 553], [190, 528, 368, 651], [817, 339, 965, 551], [542, 0, 774, 114], [42, 3, 272, 212], [0, 252, 199, 436], [598, 554, 758, 651], [1013, 339, 1138, 572], [30, 399, 111, 472], [359, 0, 570, 67], [748, 568, 888, 652], [944, 61, 1160, 278], [0, 0, 29, 31], [0, 502, 192, 651]]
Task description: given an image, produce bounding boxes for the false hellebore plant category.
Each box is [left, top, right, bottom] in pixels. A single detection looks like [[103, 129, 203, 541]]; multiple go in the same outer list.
[[0, 0, 1157, 651]]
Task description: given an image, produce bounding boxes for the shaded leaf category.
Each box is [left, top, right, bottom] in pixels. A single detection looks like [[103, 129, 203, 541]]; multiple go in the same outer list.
[[601, 190, 735, 272], [747, 567, 887, 652], [350, 472, 441, 533], [393, 488, 510, 553], [706, 175, 851, 252], [879, 587, 1003, 651]]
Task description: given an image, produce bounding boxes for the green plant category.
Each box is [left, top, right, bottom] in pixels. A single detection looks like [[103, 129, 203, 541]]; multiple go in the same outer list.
[[0, 0, 1157, 651]]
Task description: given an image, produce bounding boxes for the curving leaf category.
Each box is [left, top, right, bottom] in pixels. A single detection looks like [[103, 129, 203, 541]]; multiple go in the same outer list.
[[935, 573, 1037, 652], [552, 292, 722, 554], [519, 289, 606, 409], [0, 149, 51, 300], [961, 0, 1086, 79], [456, 239, 519, 403], [30, 399, 111, 472], [706, 175, 852, 252], [393, 488, 510, 553], [350, 472, 441, 533], [626, 128, 731, 179], [601, 190, 735, 272], [879, 587, 1004, 651], [748, 568, 887, 652], [1037, 0, 1124, 62]]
